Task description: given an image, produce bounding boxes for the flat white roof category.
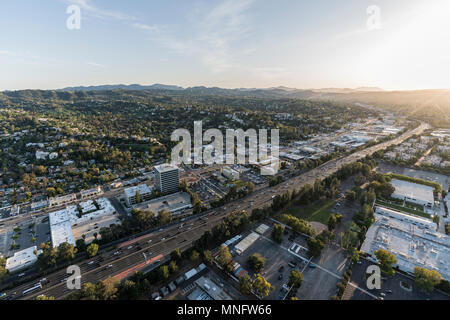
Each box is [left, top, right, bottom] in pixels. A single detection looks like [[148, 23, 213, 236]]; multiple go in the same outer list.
[[234, 232, 260, 255], [5, 246, 42, 272], [124, 184, 153, 198], [134, 192, 192, 214], [391, 179, 434, 205], [361, 206, 450, 281], [154, 164, 179, 173], [49, 198, 116, 248]]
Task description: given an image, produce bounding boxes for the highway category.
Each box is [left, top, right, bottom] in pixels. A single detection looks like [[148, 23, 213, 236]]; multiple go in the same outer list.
[[3, 122, 428, 300]]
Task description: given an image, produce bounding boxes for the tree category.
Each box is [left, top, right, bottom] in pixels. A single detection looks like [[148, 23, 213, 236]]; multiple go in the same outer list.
[[0, 257, 8, 284], [119, 280, 138, 300], [252, 274, 273, 298], [216, 245, 232, 270], [169, 260, 179, 273], [347, 246, 360, 263], [307, 237, 325, 257], [57, 242, 77, 262], [157, 209, 172, 226], [374, 249, 397, 276], [190, 250, 200, 262], [247, 253, 266, 273], [198, 251, 212, 267], [170, 248, 182, 261], [86, 243, 99, 257], [239, 274, 253, 295], [76, 239, 86, 252], [288, 270, 303, 289], [158, 265, 170, 280], [135, 191, 142, 204], [36, 242, 58, 270], [271, 223, 284, 243], [328, 214, 337, 231], [36, 295, 55, 300], [414, 267, 442, 293]]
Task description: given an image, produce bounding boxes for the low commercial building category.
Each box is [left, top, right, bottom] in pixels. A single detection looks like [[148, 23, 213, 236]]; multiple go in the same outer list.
[[80, 186, 103, 199], [49, 198, 117, 248], [31, 200, 49, 211], [187, 276, 233, 300], [124, 184, 154, 206], [49, 194, 77, 207], [391, 179, 434, 208], [222, 166, 240, 181], [5, 246, 43, 273], [134, 192, 192, 215], [361, 206, 450, 281], [234, 232, 260, 255]]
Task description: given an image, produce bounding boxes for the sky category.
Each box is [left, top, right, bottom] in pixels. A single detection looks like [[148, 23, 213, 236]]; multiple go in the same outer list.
[[1, 0, 450, 91]]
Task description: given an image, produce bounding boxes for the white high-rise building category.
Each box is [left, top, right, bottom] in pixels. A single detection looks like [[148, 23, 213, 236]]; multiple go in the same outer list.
[[154, 164, 180, 194]]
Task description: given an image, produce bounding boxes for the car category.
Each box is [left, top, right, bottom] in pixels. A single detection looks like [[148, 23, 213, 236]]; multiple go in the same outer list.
[[88, 261, 95, 265], [147, 239, 152, 244], [386, 290, 392, 294], [113, 251, 121, 255], [380, 293, 386, 297], [279, 266, 284, 272], [127, 246, 133, 250], [278, 274, 283, 280], [0, 293, 6, 299], [356, 261, 362, 265], [18, 273, 26, 278], [161, 238, 166, 241]]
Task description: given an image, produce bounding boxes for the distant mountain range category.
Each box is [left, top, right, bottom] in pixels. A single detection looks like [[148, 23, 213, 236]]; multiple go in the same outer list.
[[60, 83, 185, 91], [59, 83, 384, 94], [1, 83, 448, 127]]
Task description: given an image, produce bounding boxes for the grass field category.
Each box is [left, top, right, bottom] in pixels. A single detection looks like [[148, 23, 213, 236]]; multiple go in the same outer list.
[[286, 200, 336, 225], [375, 199, 431, 219]]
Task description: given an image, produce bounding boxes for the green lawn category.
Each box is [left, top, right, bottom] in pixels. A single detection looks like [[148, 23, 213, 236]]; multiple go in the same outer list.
[[286, 200, 336, 225], [376, 199, 431, 219]]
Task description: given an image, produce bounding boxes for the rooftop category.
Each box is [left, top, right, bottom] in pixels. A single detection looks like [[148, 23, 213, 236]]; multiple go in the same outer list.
[[361, 206, 450, 281], [154, 164, 179, 174], [124, 184, 153, 198], [391, 179, 434, 205], [134, 192, 192, 215], [5, 246, 42, 272]]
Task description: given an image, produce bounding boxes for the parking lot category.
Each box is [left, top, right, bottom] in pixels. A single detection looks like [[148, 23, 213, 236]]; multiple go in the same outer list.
[[0, 215, 50, 257], [232, 231, 306, 300], [376, 162, 449, 191], [230, 222, 350, 300]]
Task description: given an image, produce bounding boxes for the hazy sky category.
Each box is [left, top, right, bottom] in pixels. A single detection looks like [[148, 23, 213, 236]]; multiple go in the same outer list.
[[1, 0, 450, 91]]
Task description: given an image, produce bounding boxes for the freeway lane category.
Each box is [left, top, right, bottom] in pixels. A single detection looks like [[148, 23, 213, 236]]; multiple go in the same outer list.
[[7, 122, 428, 300]]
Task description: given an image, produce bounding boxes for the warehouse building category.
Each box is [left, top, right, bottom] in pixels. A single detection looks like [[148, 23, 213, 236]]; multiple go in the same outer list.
[[234, 232, 260, 255], [390, 179, 435, 208], [361, 206, 450, 281], [134, 192, 192, 215], [5, 246, 43, 273], [222, 166, 240, 181]]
